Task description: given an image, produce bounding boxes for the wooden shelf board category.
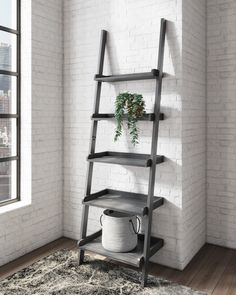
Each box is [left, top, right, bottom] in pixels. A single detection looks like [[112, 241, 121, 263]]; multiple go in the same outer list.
[[94, 69, 160, 82], [87, 152, 164, 167], [79, 233, 164, 268], [91, 113, 165, 121], [83, 189, 164, 216]]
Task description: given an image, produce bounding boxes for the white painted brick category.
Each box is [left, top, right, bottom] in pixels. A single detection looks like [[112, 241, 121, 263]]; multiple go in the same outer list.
[[3, 0, 232, 270], [63, 0, 206, 270], [207, 0, 236, 249], [0, 0, 63, 266]]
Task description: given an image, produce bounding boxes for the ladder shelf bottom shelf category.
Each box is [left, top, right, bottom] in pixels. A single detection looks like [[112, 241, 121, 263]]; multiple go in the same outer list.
[[83, 189, 164, 216], [79, 232, 164, 268], [88, 152, 164, 167]]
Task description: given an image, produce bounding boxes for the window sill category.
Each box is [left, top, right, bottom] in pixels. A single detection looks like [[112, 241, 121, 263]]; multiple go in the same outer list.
[[0, 199, 31, 215]]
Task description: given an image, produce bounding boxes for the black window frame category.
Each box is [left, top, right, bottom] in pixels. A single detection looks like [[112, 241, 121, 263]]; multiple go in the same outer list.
[[0, 0, 21, 206]]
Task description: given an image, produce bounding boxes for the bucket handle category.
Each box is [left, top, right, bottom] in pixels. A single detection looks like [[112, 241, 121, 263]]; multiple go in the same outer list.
[[100, 214, 141, 234], [129, 216, 141, 235], [100, 214, 103, 227]]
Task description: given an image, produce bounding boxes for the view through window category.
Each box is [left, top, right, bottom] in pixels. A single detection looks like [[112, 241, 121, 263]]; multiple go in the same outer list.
[[0, 0, 20, 205]]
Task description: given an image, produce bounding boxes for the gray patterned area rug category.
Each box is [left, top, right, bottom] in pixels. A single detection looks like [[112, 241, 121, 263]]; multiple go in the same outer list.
[[0, 250, 207, 295]]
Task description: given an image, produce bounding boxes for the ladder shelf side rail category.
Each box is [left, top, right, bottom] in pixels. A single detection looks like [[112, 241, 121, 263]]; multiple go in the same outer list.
[[141, 18, 166, 287], [78, 30, 107, 265], [78, 19, 167, 287]]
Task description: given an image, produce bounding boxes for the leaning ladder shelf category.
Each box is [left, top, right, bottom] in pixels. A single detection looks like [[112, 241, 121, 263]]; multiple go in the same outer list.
[[78, 18, 167, 287]]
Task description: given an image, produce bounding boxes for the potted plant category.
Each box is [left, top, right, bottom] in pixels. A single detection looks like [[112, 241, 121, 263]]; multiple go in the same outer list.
[[114, 92, 146, 145]]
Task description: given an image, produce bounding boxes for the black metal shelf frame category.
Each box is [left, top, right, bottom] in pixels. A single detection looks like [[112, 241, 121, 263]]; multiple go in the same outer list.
[[0, 0, 21, 207], [78, 19, 167, 287]]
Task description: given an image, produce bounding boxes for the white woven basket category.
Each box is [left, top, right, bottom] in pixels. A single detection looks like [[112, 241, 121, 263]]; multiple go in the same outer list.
[[100, 209, 140, 253]]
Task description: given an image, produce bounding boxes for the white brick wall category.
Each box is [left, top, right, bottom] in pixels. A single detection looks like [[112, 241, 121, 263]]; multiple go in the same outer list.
[[63, 0, 206, 269], [0, 0, 63, 266], [182, 0, 207, 267], [207, 0, 236, 248], [2, 0, 229, 269]]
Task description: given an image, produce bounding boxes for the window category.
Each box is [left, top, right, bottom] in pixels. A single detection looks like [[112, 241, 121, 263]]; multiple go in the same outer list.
[[0, 0, 20, 206]]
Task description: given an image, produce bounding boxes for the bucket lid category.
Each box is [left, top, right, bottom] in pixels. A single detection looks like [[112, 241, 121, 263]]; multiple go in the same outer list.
[[103, 209, 135, 218]]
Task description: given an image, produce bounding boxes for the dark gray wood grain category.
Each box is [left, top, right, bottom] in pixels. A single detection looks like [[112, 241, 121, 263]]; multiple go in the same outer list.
[[78, 29, 107, 265], [91, 113, 165, 121], [142, 18, 166, 287], [79, 234, 164, 268], [83, 189, 164, 215], [79, 19, 167, 286], [94, 69, 159, 82], [78, 230, 102, 247], [87, 151, 164, 167]]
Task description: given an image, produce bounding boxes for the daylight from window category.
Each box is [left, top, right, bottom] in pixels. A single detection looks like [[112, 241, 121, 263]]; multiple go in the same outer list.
[[0, 0, 19, 205]]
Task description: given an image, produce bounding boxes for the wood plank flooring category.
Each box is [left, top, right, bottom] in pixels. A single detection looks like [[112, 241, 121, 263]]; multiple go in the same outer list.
[[0, 238, 235, 294]]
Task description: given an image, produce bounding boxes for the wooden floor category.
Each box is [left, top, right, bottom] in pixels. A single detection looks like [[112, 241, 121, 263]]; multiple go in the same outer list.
[[0, 238, 236, 294]]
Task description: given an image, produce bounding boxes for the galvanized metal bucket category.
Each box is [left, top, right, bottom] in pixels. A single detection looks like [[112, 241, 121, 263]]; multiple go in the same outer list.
[[100, 209, 140, 253]]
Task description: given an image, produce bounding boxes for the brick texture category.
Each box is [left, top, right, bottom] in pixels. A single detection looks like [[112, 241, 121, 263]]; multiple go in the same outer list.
[[0, 0, 216, 269], [63, 0, 206, 269], [182, 0, 206, 267], [0, 0, 63, 266], [207, 0, 236, 248]]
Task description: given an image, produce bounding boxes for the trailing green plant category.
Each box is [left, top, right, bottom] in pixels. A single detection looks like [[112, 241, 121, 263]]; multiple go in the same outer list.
[[114, 92, 146, 145]]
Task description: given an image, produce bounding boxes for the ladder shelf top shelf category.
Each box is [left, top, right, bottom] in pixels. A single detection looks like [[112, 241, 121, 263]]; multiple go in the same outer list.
[[94, 69, 163, 82], [87, 151, 164, 167], [83, 189, 164, 216], [79, 232, 164, 268]]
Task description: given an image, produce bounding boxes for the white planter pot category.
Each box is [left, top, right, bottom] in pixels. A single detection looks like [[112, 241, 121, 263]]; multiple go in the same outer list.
[[100, 209, 140, 253]]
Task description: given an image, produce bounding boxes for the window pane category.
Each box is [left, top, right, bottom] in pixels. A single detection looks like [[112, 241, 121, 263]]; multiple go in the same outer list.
[[0, 31, 17, 72], [0, 0, 17, 30], [0, 160, 17, 202], [0, 119, 17, 158], [0, 75, 17, 113]]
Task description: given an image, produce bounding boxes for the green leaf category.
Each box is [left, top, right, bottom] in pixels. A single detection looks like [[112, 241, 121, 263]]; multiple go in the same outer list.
[[114, 92, 145, 145]]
